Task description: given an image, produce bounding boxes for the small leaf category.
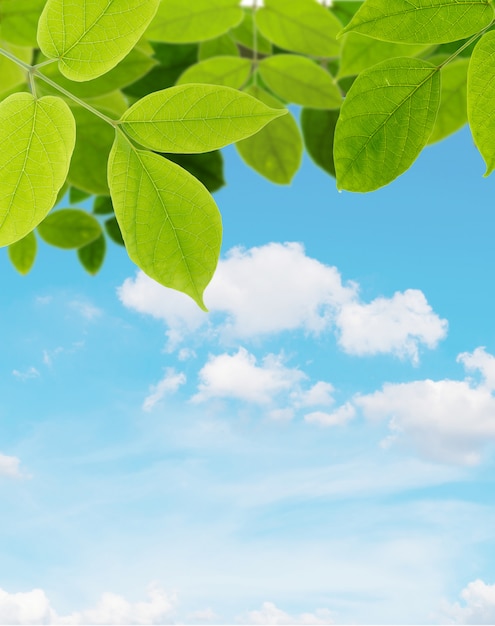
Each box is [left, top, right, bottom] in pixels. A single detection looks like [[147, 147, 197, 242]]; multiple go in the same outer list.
[[0, 0, 45, 46], [93, 196, 114, 215], [146, 0, 243, 43], [105, 216, 125, 246], [259, 54, 342, 109], [230, 9, 272, 55], [108, 132, 222, 309], [256, 0, 341, 57], [78, 234, 106, 275], [69, 187, 91, 204], [429, 59, 469, 145], [38, 209, 102, 249], [342, 0, 494, 44], [161, 151, 225, 193], [334, 57, 440, 192], [199, 34, 240, 60], [37, 0, 160, 81], [301, 107, 339, 178], [0, 93, 76, 247], [236, 86, 302, 184], [8, 231, 37, 275], [119, 84, 286, 153], [177, 57, 252, 88], [468, 31, 495, 175]]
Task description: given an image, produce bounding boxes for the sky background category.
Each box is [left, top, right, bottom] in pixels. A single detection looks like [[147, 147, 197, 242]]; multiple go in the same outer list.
[[2, 119, 495, 624]]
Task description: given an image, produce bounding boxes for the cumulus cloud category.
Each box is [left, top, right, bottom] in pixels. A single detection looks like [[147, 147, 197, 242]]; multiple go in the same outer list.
[[142, 368, 186, 411], [119, 243, 446, 362], [240, 602, 334, 625], [440, 579, 495, 624], [304, 403, 356, 427], [0, 584, 176, 625]]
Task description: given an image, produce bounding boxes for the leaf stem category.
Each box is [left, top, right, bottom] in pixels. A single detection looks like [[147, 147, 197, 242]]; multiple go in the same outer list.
[[438, 20, 495, 69], [252, 0, 259, 86]]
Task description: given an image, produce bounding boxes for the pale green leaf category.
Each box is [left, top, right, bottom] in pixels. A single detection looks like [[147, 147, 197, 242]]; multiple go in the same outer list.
[[37, 0, 160, 81], [236, 86, 302, 184], [301, 107, 339, 177], [8, 230, 37, 274], [119, 83, 286, 153], [428, 59, 469, 145], [86, 91, 129, 117], [0, 93, 76, 246], [0, 0, 45, 46], [177, 57, 251, 88], [147, 0, 243, 43], [331, 1, 364, 26], [334, 57, 440, 192], [108, 132, 222, 309], [38, 208, 102, 248], [259, 54, 342, 109], [67, 106, 115, 195], [339, 33, 429, 77], [199, 34, 239, 60], [255, 0, 341, 57], [105, 216, 124, 246], [230, 9, 272, 54], [0, 44, 31, 97], [342, 0, 494, 44], [78, 234, 106, 275], [468, 31, 495, 175]]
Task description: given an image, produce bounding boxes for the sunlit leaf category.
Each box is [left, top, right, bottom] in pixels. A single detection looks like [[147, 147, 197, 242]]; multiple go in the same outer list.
[[0, 0, 45, 46], [119, 83, 286, 153], [429, 59, 469, 144], [37, 0, 160, 81], [38, 208, 102, 248], [108, 131, 222, 309], [0, 93, 76, 246], [331, 1, 364, 26], [334, 57, 440, 192], [301, 107, 339, 178], [8, 230, 37, 274], [342, 0, 494, 44], [78, 234, 106, 275], [0, 43, 31, 97], [177, 57, 251, 88]]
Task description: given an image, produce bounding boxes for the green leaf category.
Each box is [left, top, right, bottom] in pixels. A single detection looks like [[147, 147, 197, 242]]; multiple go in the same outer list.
[[93, 196, 114, 215], [199, 34, 239, 60], [342, 0, 494, 44], [331, 1, 364, 26], [258, 54, 342, 109], [8, 230, 37, 275], [119, 83, 286, 153], [428, 59, 469, 145], [67, 106, 115, 195], [177, 57, 252, 88], [0, 43, 31, 97], [230, 9, 272, 55], [161, 151, 225, 193], [468, 31, 495, 175], [69, 187, 91, 204], [37, 0, 160, 81], [38, 208, 102, 249], [78, 234, 106, 275], [255, 0, 341, 57], [236, 86, 302, 184], [0, 93, 76, 247], [0, 0, 45, 46], [339, 33, 428, 78], [108, 132, 222, 310], [301, 107, 339, 178], [146, 0, 243, 43], [334, 57, 440, 192], [86, 91, 129, 117], [105, 216, 125, 246]]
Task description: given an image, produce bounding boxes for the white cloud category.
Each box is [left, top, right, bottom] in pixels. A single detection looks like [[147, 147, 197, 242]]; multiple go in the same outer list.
[[458, 346, 495, 390], [440, 579, 495, 624], [304, 403, 356, 427], [241, 602, 334, 625], [143, 368, 186, 411], [293, 381, 335, 408], [0, 584, 176, 625], [69, 299, 102, 321], [0, 454, 24, 479], [119, 243, 446, 362], [12, 367, 40, 382]]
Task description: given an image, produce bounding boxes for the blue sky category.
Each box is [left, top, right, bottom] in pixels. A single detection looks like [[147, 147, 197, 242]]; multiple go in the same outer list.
[[2, 122, 495, 624]]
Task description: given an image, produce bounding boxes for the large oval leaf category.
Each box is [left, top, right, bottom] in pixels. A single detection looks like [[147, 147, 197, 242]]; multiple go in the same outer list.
[[0, 93, 76, 246], [108, 132, 222, 310], [119, 84, 286, 153], [258, 54, 342, 109], [146, 0, 243, 43], [468, 31, 495, 176], [177, 57, 252, 89], [342, 0, 494, 44], [38, 209, 102, 249], [8, 231, 37, 275], [37, 0, 160, 81], [334, 57, 440, 192], [255, 0, 341, 57]]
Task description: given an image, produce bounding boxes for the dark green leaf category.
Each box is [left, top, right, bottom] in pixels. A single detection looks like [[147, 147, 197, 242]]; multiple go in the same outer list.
[[301, 108, 339, 178], [93, 196, 114, 215], [69, 188, 91, 204], [78, 234, 106, 275], [38, 209, 102, 249], [161, 152, 225, 193], [8, 231, 37, 275], [105, 216, 125, 246]]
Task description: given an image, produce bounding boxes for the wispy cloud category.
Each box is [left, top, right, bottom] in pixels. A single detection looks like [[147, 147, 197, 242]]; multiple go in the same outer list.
[[69, 299, 102, 321], [12, 367, 40, 382], [0, 454, 25, 479], [143, 368, 186, 412], [239, 602, 335, 625]]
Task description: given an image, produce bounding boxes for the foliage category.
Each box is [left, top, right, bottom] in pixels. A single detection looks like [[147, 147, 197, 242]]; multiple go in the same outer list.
[[0, 0, 494, 307]]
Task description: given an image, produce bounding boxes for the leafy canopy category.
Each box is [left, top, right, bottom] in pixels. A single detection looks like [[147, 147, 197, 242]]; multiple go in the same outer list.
[[1, 0, 495, 307]]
